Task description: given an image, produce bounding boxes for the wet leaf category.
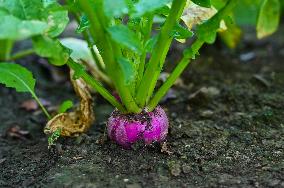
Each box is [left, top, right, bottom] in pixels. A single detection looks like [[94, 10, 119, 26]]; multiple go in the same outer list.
[[45, 69, 95, 137]]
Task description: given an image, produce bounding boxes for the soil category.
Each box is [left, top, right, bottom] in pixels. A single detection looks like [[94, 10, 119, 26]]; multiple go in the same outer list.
[[0, 27, 284, 187]]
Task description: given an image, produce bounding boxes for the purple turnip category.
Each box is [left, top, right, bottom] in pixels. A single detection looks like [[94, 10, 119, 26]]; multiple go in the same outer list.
[[107, 106, 169, 149], [63, 0, 235, 150]]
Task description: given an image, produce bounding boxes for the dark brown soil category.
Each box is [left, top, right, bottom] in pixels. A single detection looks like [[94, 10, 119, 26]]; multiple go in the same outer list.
[[0, 27, 284, 187]]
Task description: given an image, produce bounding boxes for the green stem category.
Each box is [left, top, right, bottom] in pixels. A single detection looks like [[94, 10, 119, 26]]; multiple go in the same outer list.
[[73, 13, 105, 72], [32, 94, 51, 120], [137, 15, 154, 89], [79, 0, 141, 113], [147, 0, 238, 111], [147, 39, 204, 111], [81, 60, 114, 88], [67, 59, 126, 112], [0, 40, 13, 61], [135, 0, 187, 107], [9, 49, 35, 61]]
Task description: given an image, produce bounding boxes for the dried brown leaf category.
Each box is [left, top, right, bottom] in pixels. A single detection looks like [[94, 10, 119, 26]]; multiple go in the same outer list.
[[44, 69, 95, 137], [181, 2, 217, 29], [6, 125, 30, 140], [20, 99, 38, 111]]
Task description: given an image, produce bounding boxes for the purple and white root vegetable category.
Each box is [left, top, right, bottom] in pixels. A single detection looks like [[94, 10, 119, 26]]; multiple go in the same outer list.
[[107, 106, 169, 149]]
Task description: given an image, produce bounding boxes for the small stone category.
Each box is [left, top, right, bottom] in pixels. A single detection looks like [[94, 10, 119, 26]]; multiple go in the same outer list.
[[188, 87, 220, 104], [240, 52, 255, 62], [200, 110, 214, 118], [171, 112, 177, 118], [182, 164, 191, 174], [0, 158, 6, 164], [123, 179, 129, 183]]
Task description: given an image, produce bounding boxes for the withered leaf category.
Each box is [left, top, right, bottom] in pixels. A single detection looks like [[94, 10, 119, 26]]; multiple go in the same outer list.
[[6, 125, 30, 140], [181, 1, 218, 29], [20, 99, 39, 111], [44, 69, 95, 137]]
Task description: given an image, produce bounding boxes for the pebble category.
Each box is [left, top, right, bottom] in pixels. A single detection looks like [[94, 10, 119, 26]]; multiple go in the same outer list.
[[123, 179, 129, 183], [240, 52, 255, 62], [200, 110, 214, 118]]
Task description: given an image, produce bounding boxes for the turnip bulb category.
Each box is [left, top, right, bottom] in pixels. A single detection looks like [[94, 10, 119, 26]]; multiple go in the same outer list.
[[107, 106, 169, 149]]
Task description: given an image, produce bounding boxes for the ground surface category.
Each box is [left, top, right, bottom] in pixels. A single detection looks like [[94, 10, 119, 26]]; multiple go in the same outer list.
[[0, 28, 284, 188]]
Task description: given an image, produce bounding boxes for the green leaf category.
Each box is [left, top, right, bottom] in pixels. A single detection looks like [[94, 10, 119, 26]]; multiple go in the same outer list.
[[0, 62, 51, 118], [45, 8, 69, 38], [0, 13, 48, 40], [33, 36, 70, 66], [0, 0, 44, 20], [60, 38, 94, 64], [145, 35, 158, 53], [117, 57, 136, 85], [196, 17, 220, 43], [219, 21, 242, 48], [0, 63, 35, 93], [76, 15, 90, 33], [132, 0, 173, 18], [47, 128, 61, 148], [107, 25, 142, 53], [233, 0, 263, 26], [192, 0, 211, 8], [211, 0, 228, 10], [104, 0, 129, 18], [58, 100, 74, 113], [196, 0, 237, 44], [172, 23, 193, 40], [0, 0, 68, 38], [257, 0, 280, 39]]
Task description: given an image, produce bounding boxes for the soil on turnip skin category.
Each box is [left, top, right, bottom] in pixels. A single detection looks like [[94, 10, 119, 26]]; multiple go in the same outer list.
[[1, 28, 284, 188]]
